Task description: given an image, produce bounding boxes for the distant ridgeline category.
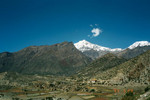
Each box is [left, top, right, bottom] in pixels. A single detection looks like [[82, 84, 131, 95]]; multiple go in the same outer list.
[[74, 40, 150, 59]]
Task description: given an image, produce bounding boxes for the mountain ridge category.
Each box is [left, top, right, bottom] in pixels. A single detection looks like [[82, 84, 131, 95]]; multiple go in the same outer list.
[[74, 40, 123, 52], [95, 50, 150, 85], [128, 41, 150, 49], [76, 53, 127, 78], [0, 41, 92, 75], [74, 40, 150, 52], [74, 40, 150, 59]]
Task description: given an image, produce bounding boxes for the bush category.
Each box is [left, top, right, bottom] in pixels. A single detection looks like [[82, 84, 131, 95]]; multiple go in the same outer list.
[[46, 97, 53, 100], [90, 89, 95, 92], [146, 97, 150, 100], [125, 91, 134, 96], [27, 99, 33, 100], [145, 86, 150, 92], [121, 91, 135, 100]]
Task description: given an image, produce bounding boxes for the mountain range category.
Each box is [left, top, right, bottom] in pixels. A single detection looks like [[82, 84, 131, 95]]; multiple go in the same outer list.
[[0, 40, 150, 78], [74, 40, 150, 59], [74, 40, 150, 85]]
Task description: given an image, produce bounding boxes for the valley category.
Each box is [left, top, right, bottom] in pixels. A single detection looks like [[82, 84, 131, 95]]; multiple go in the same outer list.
[[0, 72, 147, 100], [0, 40, 150, 100], [1, 0, 150, 99]]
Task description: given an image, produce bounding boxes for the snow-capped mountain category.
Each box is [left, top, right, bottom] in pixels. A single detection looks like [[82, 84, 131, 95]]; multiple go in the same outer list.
[[128, 41, 150, 49], [74, 40, 150, 59], [74, 40, 123, 52]]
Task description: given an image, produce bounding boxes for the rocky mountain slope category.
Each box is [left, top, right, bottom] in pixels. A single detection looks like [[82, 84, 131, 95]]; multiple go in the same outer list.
[[95, 50, 150, 85], [0, 42, 91, 75], [76, 53, 127, 78], [117, 46, 150, 59]]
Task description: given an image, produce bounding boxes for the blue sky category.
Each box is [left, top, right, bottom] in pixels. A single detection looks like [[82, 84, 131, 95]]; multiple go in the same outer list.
[[0, 0, 150, 52]]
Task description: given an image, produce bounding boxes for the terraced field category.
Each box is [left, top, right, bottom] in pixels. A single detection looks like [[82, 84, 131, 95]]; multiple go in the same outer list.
[[0, 85, 146, 100]]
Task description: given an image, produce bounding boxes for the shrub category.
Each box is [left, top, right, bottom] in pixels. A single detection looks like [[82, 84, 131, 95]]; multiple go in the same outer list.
[[125, 91, 134, 96], [145, 86, 150, 92], [90, 89, 95, 92], [121, 91, 135, 100], [146, 97, 150, 100], [27, 99, 33, 100]]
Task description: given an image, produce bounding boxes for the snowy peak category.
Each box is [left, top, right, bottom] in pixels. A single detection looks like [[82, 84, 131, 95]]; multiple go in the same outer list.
[[74, 40, 123, 52], [128, 41, 150, 49], [74, 40, 110, 52]]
